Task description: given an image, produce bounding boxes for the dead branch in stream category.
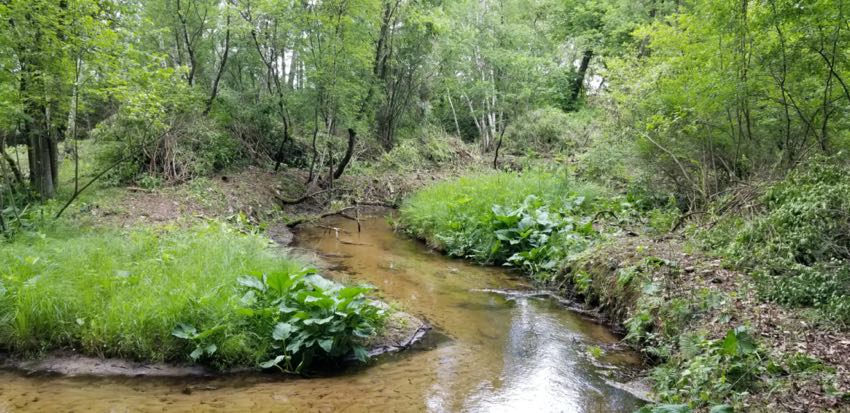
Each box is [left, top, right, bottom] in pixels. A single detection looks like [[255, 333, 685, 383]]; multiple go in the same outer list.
[[285, 201, 398, 228], [275, 188, 335, 205]]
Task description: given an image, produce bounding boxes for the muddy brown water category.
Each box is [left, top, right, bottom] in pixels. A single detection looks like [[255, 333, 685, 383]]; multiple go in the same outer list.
[[0, 216, 644, 412]]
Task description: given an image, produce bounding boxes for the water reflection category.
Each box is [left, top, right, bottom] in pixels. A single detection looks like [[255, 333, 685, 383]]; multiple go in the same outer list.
[[0, 214, 643, 412]]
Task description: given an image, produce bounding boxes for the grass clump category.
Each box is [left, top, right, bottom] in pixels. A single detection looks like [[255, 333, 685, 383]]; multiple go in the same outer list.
[[0, 222, 384, 371], [400, 170, 624, 279]]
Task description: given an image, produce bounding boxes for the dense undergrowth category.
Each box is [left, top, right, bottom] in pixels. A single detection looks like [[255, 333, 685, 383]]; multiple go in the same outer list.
[[400, 170, 675, 278], [699, 160, 850, 327], [0, 222, 384, 372]]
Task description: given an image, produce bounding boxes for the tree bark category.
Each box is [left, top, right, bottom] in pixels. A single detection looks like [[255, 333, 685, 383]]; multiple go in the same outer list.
[[568, 49, 593, 109], [333, 128, 356, 179], [204, 13, 230, 116], [21, 75, 56, 200]]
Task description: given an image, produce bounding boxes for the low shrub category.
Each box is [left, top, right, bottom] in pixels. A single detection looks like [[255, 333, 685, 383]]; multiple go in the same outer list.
[[93, 112, 242, 185], [400, 170, 624, 279], [0, 222, 384, 371], [652, 327, 765, 408], [503, 107, 578, 156], [367, 125, 466, 173], [714, 160, 850, 326]]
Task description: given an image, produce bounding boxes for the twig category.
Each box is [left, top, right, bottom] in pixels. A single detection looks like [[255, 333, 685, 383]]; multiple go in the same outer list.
[[286, 201, 398, 228], [275, 188, 335, 205], [317, 224, 351, 234]]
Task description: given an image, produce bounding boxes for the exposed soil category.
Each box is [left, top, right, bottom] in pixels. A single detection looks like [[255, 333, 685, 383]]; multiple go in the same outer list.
[[77, 163, 479, 230]]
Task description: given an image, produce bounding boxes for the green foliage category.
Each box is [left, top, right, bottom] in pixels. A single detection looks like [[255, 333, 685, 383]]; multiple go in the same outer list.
[[491, 195, 595, 275], [652, 327, 764, 408], [0, 222, 383, 371], [93, 85, 242, 185], [710, 160, 850, 326], [400, 170, 608, 271], [503, 107, 579, 155], [402, 170, 676, 283], [230, 268, 384, 372], [609, 0, 850, 204]]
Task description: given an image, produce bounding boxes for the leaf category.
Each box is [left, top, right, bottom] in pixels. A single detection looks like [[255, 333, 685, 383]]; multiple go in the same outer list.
[[259, 355, 285, 369], [709, 405, 734, 413], [318, 338, 333, 353], [171, 323, 197, 339], [721, 326, 757, 356], [304, 315, 335, 326], [237, 275, 265, 291], [265, 271, 291, 294], [352, 346, 369, 363], [204, 344, 217, 356], [733, 326, 756, 355], [721, 329, 739, 356], [189, 347, 204, 361], [194, 325, 225, 341], [273, 322, 293, 341], [279, 303, 299, 313]]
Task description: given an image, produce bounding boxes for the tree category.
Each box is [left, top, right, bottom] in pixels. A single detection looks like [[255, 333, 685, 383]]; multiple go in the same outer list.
[[437, 0, 559, 152], [1, 0, 119, 200]]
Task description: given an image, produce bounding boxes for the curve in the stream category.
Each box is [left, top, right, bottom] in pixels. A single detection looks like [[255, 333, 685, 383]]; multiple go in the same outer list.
[[0, 215, 644, 413]]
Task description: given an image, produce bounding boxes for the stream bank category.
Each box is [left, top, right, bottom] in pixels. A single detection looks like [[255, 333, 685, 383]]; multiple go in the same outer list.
[[0, 213, 647, 412]]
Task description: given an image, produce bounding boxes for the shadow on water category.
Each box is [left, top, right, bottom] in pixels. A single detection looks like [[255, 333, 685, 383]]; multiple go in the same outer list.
[[0, 214, 645, 412]]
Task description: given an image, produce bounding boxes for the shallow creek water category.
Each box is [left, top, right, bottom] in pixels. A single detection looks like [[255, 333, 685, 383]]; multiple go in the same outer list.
[[0, 215, 643, 412]]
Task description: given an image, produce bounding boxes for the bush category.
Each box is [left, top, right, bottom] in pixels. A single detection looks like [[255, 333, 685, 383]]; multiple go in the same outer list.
[[93, 112, 242, 185], [400, 170, 614, 277], [0, 222, 384, 371], [369, 125, 465, 173], [652, 327, 765, 408], [503, 107, 577, 156], [717, 160, 850, 325]]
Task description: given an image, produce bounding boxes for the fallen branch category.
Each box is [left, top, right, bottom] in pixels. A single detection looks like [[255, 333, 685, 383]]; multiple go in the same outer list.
[[55, 155, 132, 219], [317, 224, 351, 235], [286, 201, 398, 228], [275, 188, 335, 205]]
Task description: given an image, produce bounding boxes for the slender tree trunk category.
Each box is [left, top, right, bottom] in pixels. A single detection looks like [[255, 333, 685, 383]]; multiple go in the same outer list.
[[287, 49, 297, 88], [176, 0, 199, 86], [447, 92, 462, 137], [333, 128, 356, 179], [204, 14, 231, 116], [568, 49, 593, 109]]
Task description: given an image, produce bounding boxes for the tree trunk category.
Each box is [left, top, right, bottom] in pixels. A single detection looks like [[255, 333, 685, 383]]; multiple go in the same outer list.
[[333, 128, 356, 180], [568, 49, 593, 109], [204, 14, 230, 116], [20, 75, 56, 200]]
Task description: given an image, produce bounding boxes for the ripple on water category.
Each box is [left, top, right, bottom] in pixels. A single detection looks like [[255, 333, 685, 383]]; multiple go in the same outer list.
[[0, 215, 645, 412]]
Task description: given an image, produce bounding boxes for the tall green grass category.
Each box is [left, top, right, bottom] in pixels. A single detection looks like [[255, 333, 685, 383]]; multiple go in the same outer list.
[[0, 222, 383, 369], [400, 170, 610, 268]]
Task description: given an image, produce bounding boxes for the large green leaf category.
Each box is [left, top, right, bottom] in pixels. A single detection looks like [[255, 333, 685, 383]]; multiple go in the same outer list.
[[273, 322, 294, 341]]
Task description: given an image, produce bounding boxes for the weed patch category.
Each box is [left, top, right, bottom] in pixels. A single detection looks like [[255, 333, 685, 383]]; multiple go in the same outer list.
[[0, 222, 384, 372]]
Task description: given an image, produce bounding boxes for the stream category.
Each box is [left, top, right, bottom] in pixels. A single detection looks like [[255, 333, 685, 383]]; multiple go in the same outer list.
[[0, 215, 644, 412]]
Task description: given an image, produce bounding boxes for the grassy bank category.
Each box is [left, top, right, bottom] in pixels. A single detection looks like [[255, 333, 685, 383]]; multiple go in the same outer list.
[[399, 169, 850, 412], [0, 222, 384, 372], [400, 170, 671, 277]]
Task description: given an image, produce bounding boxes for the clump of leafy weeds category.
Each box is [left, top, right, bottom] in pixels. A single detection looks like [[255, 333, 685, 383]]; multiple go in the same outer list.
[[706, 160, 850, 326], [0, 222, 384, 372]]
